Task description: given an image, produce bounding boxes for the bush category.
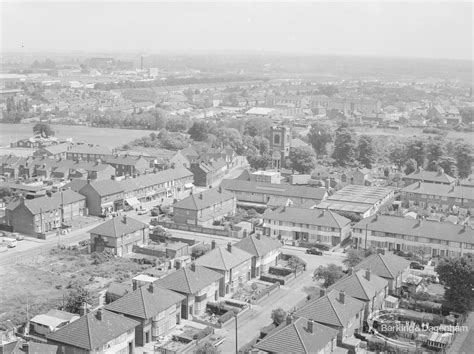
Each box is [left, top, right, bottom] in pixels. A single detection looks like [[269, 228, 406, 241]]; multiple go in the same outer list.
[[260, 275, 286, 285], [218, 310, 237, 324], [268, 266, 292, 277], [192, 326, 214, 340]]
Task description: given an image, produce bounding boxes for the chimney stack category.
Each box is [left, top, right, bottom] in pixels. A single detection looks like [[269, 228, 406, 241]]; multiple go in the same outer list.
[[79, 302, 89, 316], [123, 215, 127, 224], [148, 283, 154, 293], [133, 280, 138, 290], [307, 319, 314, 334], [218, 186, 222, 193], [199, 193, 203, 200], [286, 315, 293, 326], [339, 290, 345, 304], [96, 309, 103, 321], [227, 242, 232, 253], [255, 234, 261, 240], [365, 269, 371, 281], [19, 194, 25, 205], [347, 268, 353, 276], [211, 240, 216, 249], [320, 288, 326, 297], [190, 262, 196, 271]]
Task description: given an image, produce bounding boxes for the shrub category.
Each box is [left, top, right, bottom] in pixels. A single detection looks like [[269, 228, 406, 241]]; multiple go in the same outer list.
[[218, 310, 236, 324], [260, 275, 286, 285], [268, 267, 292, 277]]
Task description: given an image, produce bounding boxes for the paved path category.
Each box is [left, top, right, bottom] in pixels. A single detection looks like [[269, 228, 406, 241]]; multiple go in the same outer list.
[[448, 312, 474, 354]]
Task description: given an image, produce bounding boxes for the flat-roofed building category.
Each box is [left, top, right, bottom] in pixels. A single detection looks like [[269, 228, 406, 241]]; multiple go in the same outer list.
[[315, 185, 395, 218]]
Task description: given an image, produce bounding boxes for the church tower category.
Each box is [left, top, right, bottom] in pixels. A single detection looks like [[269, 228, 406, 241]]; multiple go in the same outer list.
[[269, 125, 291, 170]]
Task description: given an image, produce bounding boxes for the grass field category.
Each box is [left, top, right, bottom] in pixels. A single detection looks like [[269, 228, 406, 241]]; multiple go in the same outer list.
[[0, 247, 151, 329]]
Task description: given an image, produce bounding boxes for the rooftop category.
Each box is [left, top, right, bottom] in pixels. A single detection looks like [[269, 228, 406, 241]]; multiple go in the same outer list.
[[328, 269, 388, 302], [405, 168, 455, 184], [263, 206, 351, 229], [89, 216, 147, 238], [402, 182, 474, 200], [195, 244, 252, 271], [234, 234, 282, 257], [354, 252, 411, 280], [173, 187, 235, 211]]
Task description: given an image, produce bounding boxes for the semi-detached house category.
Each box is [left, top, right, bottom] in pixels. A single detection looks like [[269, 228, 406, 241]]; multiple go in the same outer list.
[[263, 206, 351, 246]]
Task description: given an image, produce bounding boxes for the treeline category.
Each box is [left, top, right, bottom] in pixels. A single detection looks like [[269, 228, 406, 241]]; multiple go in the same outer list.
[[94, 76, 266, 91]]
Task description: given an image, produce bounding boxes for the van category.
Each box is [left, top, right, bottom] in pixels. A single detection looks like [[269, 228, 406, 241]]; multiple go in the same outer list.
[[2, 237, 17, 248]]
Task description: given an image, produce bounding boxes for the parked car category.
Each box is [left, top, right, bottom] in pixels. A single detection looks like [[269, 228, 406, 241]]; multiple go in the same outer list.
[[137, 208, 149, 215], [306, 248, 323, 255], [10, 232, 24, 241], [410, 262, 425, 270], [1, 237, 17, 248]]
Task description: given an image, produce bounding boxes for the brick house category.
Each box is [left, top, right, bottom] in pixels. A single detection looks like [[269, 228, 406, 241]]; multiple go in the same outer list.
[[103, 155, 150, 177], [77, 179, 124, 216], [293, 289, 365, 351], [195, 242, 252, 296], [65, 144, 113, 162], [190, 158, 227, 187], [106, 283, 184, 347], [47, 309, 138, 354], [172, 187, 236, 227], [354, 253, 410, 296], [154, 263, 223, 319], [5, 190, 86, 236], [89, 215, 149, 257], [404, 168, 456, 186], [35, 143, 70, 160], [263, 207, 351, 246], [329, 269, 389, 320], [234, 234, 282, 278]]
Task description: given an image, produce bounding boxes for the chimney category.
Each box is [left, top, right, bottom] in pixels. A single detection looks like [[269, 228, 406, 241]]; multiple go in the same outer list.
[[286, 315, 293, 326], [123, 215, 127, 224], [218, 186, 222, 193], [320, 288, 326, 297], [365, 269, 371, 281], [347, 268, 353, 276], [211, 240, 216, 249], [418, 181, 421, 187], [96, 309, 103, 321], [190, 262, 196, 271], [19, 194, 25, 205], [255, 234, 261, 240], [339, 290, 345, 304], [79, 302, 89, 316], [87, 179, 91, 184], [199, 193, 203, 200], [148, 283, 154, 293], [307, 319, 314, 334], [227, 242, 232, 253], [133, 280, 138, 291]]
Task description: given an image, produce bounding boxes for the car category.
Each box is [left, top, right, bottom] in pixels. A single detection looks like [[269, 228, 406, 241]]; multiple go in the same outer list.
[[10, 232, 24, 241], [137, 208, 149, 215], [306, 248, 323, 255], [410, 262, 425, 270]]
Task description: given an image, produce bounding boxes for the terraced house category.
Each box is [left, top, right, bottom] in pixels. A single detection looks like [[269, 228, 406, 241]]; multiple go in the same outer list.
[[353, 215, 474, 257], [401, 182, 474, 213], [262, 206, 351, 246]]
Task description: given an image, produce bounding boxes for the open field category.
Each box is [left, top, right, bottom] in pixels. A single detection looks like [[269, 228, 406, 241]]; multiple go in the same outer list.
[[0, 247, 151, 329], [0, 123, 151, 148]]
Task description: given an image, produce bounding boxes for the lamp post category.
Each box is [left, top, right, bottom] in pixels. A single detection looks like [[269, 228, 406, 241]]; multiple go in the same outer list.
[[234, 312, 238, 354]]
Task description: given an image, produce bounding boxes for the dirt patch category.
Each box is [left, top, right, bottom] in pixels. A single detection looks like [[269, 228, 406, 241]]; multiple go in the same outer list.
[[0, 247, 152, 329]]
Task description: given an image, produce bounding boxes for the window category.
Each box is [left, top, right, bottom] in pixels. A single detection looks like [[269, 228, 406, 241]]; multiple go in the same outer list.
[[274, 134, 280, 145]]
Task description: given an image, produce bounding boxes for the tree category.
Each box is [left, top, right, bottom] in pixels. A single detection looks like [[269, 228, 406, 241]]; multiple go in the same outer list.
[[287, 255, 307, 271], [426, 142, 445, 171], [63, 286, 92, 314], [404, 158, 418, 175], [247, 154, 271, 170], [308, 122, 333, 158], [343, 249, 365, 268], [288, 146, 317, 174], [244, 117, 271, 137], [188, 121, 209, 141], [406, 139, 426, 168], [271, 308, 287, 326], [455, 143, 472, 179], [411, 291, 430, 306], [438, 156, 458, 177], [389, 145, 407, 170], [313, 264, 344, 288], [33, 122, 55, 138], [357, 135, 376, 169], [435, 257, 474, 314], [332, 127, 357, 167]]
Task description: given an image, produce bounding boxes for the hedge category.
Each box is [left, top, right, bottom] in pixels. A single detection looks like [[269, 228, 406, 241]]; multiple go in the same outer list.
[[218, 310, 237, 324], [268, 266, 292, 277], [192, 326, 214, 340], [224, 300, 247, 309], [260, 274, 286, 285]]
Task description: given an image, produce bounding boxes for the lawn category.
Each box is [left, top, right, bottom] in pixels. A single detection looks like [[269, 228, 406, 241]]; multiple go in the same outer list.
[[0, 247, 151, 329]]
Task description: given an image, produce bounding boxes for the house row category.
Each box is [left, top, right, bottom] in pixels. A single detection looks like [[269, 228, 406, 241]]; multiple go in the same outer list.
[[255, 252, 410, 354], [67, 166, 193, 216], [353, 214, 474, 258], [4, 189, 86, 236]]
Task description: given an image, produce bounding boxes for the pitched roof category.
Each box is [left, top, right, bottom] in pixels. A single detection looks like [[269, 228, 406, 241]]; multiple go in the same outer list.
[[80, 179, 123, 197], [354, 214, 474, 244], [172, 188, 235, 211], [67, 145, 112, 155], [118, 167, 192, 192], [254, 317, 338, 354], [40, 143, 70, 155], [154, 265, 223, 295], [328, 269, 388, 301], [89, 216, 147, 238], [293, 289, 365, 328], [402, 182, 474, 200], [195, 245, 252, 271], [354, 253, 411, 280], [105, 284, 184, 319], [405, 169, 455, 184], [46, 310, 138, 350], [6, 189, 85, 214], [263, 207, 351, 229], [234, 235, 282, 257], [221, 179, 327, 201]]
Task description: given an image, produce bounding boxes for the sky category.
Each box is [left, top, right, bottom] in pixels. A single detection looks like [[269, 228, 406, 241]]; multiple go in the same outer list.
[[0, 1, 472, 60]]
